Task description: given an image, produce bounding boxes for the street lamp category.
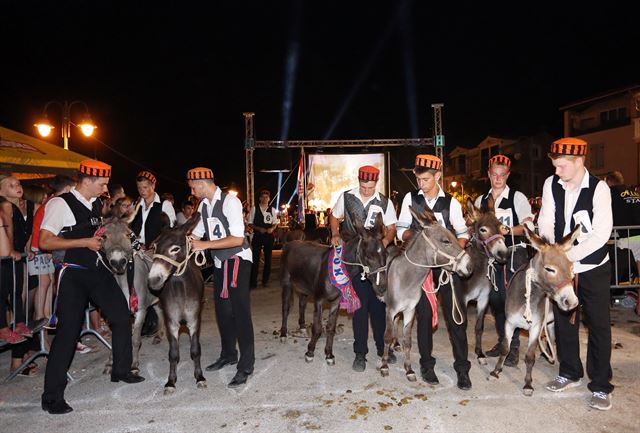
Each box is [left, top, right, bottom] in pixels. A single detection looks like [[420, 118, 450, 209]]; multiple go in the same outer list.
[[450, 180, 464, 198], [34, 100, 96, 150]]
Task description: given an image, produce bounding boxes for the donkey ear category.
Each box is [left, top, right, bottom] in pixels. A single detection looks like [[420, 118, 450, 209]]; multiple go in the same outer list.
[[524, 225, 546, 251], [123, 202, 141, 225], [466, 199, 481, 222], [559, 225, 581, 252], [349, 209, 367, 237], [181, 212, 201, 236], [372, 212, 385, 239], [409, 205, 436, 227], [486, 194, 496, 212]]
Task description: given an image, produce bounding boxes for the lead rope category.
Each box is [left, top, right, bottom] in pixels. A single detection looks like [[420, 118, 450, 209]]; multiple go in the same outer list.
[[340, 239, 387, 284], [152, 236, 207, 276], [523, 266, 556, 363], [403, 231, 467, 325], [487, 257, 498, 292]]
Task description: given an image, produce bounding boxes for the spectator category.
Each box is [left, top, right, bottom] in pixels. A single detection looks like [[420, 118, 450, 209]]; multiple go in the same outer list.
[[176, 200, 195, 225], [112, 195, 134, 218], [131, 171, 176, 248], [248, 189, 279, 288]]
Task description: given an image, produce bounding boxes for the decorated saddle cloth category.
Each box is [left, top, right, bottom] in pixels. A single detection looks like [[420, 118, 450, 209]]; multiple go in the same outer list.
[[328, 244, 361, 314], [421, 271, 438, 329]]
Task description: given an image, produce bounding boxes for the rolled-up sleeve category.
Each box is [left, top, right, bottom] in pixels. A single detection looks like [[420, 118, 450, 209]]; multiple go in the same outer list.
[[331, 192, 345, 220], [40, 197, 73, 235], [223, 196, 246, 238], [514, 191, 534, 223], [396, 192, 413, 240], [383, 200, 398, 226], [449, 198, 469, 239], [537, 176, 555, 242], [191, 201, 205, 239]]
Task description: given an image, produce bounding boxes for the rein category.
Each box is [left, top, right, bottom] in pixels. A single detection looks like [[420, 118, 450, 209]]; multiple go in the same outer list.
[[339, 238, 387, 285], [404, 231, 468, 325], [152, 236, 207, 277]]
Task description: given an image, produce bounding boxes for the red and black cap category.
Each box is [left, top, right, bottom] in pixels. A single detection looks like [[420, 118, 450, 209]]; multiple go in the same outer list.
[[489, 154, 511, 168], [187, 167, 214, 180], [415, 154, 442, 170], [550, 137, 587, 156], [137, 170, 156, 185], [358, 165, 380, 182], [79, 159, 111, 177]]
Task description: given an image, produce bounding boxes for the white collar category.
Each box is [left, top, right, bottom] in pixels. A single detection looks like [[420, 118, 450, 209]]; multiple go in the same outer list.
[[138, 192, 161, 210], [557, 168, 590, 191], [201, 187, 222, 208], [348, 187, 381, 203], [419, 186, 445, 201], [487, 185, 511, 201], [70, 187, 97, 205]]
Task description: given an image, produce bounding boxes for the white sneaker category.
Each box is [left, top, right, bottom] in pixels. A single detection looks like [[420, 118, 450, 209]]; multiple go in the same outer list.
[[589, 391, 612, 411], [545, 375, 581, 392]]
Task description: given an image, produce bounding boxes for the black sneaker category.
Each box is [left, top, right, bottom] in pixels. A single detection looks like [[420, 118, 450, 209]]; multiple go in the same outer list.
[[456, 371, 472, 390], [352, 353, 366, 372], [421, 367, 439, 385]]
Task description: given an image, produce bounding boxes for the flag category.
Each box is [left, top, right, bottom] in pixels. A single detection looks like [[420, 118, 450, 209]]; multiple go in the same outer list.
[[297, 153, 305, 224]]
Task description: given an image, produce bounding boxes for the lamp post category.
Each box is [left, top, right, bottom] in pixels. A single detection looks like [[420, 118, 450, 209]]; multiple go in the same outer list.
[[34, 100, 96, 151]]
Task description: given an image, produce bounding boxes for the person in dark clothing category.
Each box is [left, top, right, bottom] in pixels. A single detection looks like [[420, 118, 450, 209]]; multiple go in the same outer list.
[[248, 189, 278, 288], [131, 171, 176, 249], [39, 160, 144, 415]]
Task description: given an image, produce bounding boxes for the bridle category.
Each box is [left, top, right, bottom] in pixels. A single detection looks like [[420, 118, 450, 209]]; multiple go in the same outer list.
[[152, 236, 207, 277], [340, 238, 387, 285], [404, 231, 467, 273]]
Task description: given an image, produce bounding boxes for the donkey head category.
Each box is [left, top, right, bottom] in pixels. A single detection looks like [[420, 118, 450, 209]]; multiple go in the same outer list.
[[466, 198, 509, 263], [100, 205, 139, 274], [350, 212, 388, 294], [525, 225, 580, 311], [409, 205, 473, 278], [148, 212, 201, 290]]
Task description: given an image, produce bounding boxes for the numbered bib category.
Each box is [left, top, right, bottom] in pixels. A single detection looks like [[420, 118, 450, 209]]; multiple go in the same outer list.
[[207, 217, 227, 240], [365, 205, 383, 228], [264, 212, 273, 224], [572, 210, 592, 243], [495, 208, 514, 228]]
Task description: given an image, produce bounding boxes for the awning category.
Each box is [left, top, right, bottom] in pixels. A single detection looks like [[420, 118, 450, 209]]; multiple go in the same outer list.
[[0, 126, 91, 179]]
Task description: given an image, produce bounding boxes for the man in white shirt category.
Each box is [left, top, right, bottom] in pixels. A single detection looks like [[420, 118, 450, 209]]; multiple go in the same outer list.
[[396, 154, 472, 390], [474, 154, 534, 366], [187, 167, 254, 388], [538, 137, 614, 411], [248, 189, 279, 288], [131, 171, 176, 248], [329, 165, 397, 372]]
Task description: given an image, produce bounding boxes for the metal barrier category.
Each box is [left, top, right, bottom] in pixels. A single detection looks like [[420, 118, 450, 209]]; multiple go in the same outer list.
[[609, 225, 640, 290]]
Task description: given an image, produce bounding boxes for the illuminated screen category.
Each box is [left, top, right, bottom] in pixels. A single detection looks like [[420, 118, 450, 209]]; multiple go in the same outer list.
[[307, 153, 386, 211]]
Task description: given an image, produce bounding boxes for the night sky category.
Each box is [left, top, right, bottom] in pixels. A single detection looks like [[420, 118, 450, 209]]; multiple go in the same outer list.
[[1, 1, 636, 203]]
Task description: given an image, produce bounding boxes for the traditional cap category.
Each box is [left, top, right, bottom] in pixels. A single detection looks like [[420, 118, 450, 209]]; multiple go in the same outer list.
[[79, 159, 111, 177], [358, 165, 380, 182], [136, 170, 156, 185], [550, 137, 587, 156], [489, 154, 511, 168], [415, 154, 442, 170], [187, 167, 214, 180]]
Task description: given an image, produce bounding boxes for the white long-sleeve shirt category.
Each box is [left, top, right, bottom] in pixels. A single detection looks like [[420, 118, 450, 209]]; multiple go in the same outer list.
[[397, 187, 468, 240]]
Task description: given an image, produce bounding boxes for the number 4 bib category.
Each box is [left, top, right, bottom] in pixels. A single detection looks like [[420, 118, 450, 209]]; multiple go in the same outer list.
[[207, 217, 227, 240]]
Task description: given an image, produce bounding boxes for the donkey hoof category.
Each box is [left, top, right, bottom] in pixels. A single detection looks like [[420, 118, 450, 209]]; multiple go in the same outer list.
[[380, 367, 389, 377], [197, 380, 207, 389], [477, 356, 487, 366], [305, 354, 314, 363], [280, 336, 287, 343], [406, 372, 417, 382], [522, 387, 534, 397], [326, 357, 335, 366], [164, 386, 176, 395], [489, 371, 500, 379], [102, 367, 112, 375], [152, 335, 162, 345]]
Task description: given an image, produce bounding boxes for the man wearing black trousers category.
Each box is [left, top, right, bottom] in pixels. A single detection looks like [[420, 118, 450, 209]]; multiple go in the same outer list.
[[249, 189, 278, 288], [538, 137, 614, 411], [39, 160, 144, 415], [396, 154, 472, 390], [329, 165, 397, 372], [188, 167, 254, 388]]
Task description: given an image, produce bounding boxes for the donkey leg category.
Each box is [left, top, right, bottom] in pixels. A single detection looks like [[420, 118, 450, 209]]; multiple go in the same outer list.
[[131, 308, 148, 374], [380, 310, 396, 377], [152, 304, 165, 345], [187, 315, 206, 388], [324, 299, 340, 365], [403, 309, 417, 382], [523, 324, 541, 396], [164, 320, 180, 394], [298, 293, 307, 332], [475, 296, 490, 365], [305, 301, 323, 362], [280, 276, 293, 342], [490, 320, 514, 379]]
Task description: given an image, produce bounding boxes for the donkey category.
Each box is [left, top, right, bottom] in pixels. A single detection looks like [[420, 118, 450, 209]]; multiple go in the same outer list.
[[489, 225, 580, 396], [99, 210, 165, 375], [462, 198, 511, 365], [280, 213, 387, 365], [380, 206, 473, 381], [147, 214, 207, 393]]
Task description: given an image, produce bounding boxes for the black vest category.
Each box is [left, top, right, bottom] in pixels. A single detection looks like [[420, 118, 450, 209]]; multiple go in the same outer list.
[[480, 188, 522, 246], [252, 205, 277, 231], [59, 192, 103, 268], [131, 200, 163, 248], [340, 190, 389, 236], [11, 200, 34, 252], [202, 192, 249, 262], [410, 191, 454, 233], [551, 174, 608, 265]]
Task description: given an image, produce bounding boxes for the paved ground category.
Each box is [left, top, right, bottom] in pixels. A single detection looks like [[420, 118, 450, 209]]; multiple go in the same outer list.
[[1, 251, 639, 433]]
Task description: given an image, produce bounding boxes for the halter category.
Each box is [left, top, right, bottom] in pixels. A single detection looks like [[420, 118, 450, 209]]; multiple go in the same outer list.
[[473, 232, 505, 258], [403, 230, 468, 325], [339, 238, 387, 285], [472, 232, 506, 293], [152, 236, 207, 277]]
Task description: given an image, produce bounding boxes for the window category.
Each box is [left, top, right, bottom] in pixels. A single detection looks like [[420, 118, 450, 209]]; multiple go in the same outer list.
[[600, 107, 628, 126], [591, 143, 605, 169]]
